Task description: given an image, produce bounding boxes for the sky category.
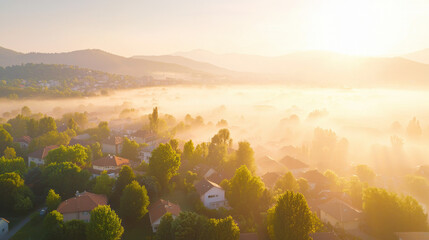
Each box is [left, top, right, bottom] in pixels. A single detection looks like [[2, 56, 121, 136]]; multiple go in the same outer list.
[[0, 0, 428, 57]]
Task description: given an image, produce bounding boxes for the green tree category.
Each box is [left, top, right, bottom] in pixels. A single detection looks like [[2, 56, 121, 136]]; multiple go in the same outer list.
[[234, 141, 256, 173], [67, 118, 78, 131], [274, 172, 299, 193], [43, 162, 90, 198], [209, 216, 240, 240], [87, 205, 124, 240], [110, 165, 135, 208], [363, 187, 428, 240], [120, 181, 149, 221], [39, 116, 57, 136], [155, 213, 174, 240], [93, 171, 115, 197], [267, 191, 319, 240], [0, 156, 27, 176], [21, 106, 32, 117], [46, 189, 62, 211], [44, 210, 64, 240], [64, 220, 87, 240], [120, 137, 140, 161], [149, 143, 181, 192], [182, 140, 194, 164], [4, 146, 16, 159], [27, 118, 39, 137], [222, 165, 266, 217], [89, 142, 103, 160], [207, 129, 231, 167], [169, 139, 181, 154], [171, 212, 207, 240], [149, 107, 159, 133], [354, 164, 376, 184], [0, 127, 13, 153], [45, 144, 90, 168], [6, 114, 28, 138], [0, 172, 33, 212]]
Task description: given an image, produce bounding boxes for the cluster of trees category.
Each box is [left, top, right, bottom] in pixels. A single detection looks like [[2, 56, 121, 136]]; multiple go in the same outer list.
[[43, 205, 124, 240], [155, 212, 239, 240]]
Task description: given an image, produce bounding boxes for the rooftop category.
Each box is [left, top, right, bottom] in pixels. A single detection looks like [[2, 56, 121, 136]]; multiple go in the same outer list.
[[279, 155, 309, 170], [28, 145, 58, 159], [194, 178, 223, 196], [57, 191, 107, 214], [148, 199, 181, 223], [92, 155, 130, 167], [318, 198, 361, 222]]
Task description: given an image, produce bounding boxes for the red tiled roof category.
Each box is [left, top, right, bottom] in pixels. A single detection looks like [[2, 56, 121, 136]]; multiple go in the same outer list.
[[148, 199, 181, 223], [57, 192, 107, 214], [28, 145, 58, 159], [16, 136, 31, 144], [92, 155, 129, 167]]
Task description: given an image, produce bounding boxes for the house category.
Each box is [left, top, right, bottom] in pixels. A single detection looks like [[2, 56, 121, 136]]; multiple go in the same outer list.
[[279, 155, 309, 176], [92, 155, 130, 176], [0, 218, 9, 238], [310, 232, 340, 240], [206, 170, 232, 185], [57, 191, 107, 222], [261, 172, 282, 189], [28, 145, 58, 167], [15, 136, 31, 149], [256, 155, 287, 175], [195, 178, 227, 209], [299, 169, 329, 192], [148, 199, 181, 232], [395, 232, 429, 240], [193, 164, 217, 179], [101, 136, 123, 154], [131, 130, 156, 144], [318, 198, 361, 230]]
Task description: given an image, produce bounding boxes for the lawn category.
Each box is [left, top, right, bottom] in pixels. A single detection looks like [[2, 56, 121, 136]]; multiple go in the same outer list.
[[10, 213, 44, 240]]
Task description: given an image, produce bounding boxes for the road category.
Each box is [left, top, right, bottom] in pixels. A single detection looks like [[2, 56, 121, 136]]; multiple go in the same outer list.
[[0, 208, 41, 240]]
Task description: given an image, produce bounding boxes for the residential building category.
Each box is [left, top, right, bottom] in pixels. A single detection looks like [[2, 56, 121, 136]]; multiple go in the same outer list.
[[101, 136, 123, 154], [57, 191, 107, 222], [15, 136, 31, 149], [0, 218, 9, 238], [279, 155, 310, 176], [148, 199, 181, 232], [92, 155, 130, 175], [318, 198, 361, 230], [28, 145, 58, 167], [195, 178, 227, 209]]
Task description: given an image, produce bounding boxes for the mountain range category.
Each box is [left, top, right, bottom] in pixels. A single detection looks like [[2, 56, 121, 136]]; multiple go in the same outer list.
[[1, 46, 429, 87]]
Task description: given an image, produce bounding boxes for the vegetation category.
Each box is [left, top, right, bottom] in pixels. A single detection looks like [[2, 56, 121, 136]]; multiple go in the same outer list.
[[120, 181, 150, 221], [149, 143, 181, 193], [87, 205, 124, 240], [46, 189, 62, 211]]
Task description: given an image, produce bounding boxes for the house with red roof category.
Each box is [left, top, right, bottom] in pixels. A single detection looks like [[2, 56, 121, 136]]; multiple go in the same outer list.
[[28, 145, 58, 167], [15, 136, 31, 149], [101, 136, 123, 154], [148, 199, 181, 232], [57, 191, 107, 222], [92, 155, 130, 176]]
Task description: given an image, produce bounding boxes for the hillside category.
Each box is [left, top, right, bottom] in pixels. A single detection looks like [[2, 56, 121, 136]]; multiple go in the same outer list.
[[0, 47, 208, 78], [403, 49, 429, 65]]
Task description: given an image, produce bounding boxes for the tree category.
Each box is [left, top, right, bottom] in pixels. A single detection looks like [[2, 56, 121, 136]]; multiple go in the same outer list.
[[223, 165, 266, 217], [209, 216, 240, 240], [45, 144, 90, 168], [89, 142, 103, 160], [120, 137, 140, 161], [6, 114, 28, 138], [110, 165, 135, 208], [0, 172, 33, 212], [0, 156, 27, 176], [354, 164, 376, 184], [234, 141, 256, 173], [207, 129, 231, 167], [39, 116, 57, 136], [44, 210, 64, 240], [27, 118, 39, 137], [155, 213, 174, 240], [64, 220, 87, 240], [46, 189, 62, 211], [149, 107, 159, 132], [297, 178, 310, 198], [407, 117, 422, 139], [87, 205, 124, 240], [21, 106, 32, 117], [363, 187, 428, 240], [4, 146, 16, 159], [149, 143, 181, 192], [120, 181, 149, 221], [0, 127, 13, 153], [171, 212, 207, 240], [169, 139, 181, 154], [43, 162, 90, 198], [267, 191, 319, 240], [67, 118, 78, 131], [182, 140, 194, 163], [93, 171, 115, 197], [274, 172, 299, 193]]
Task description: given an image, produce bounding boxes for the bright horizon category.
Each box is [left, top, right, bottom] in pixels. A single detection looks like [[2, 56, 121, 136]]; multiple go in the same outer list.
[[1, 0, 428, 57]]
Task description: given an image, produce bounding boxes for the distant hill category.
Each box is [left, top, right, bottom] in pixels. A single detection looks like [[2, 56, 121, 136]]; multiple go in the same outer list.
[[132, 55, 234, 75], [403, 49, 429, 65], [0, 47, 209, 78], [175, 49, 429, 87]]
